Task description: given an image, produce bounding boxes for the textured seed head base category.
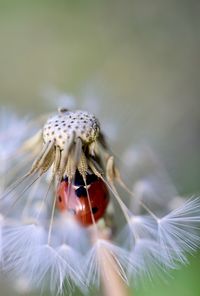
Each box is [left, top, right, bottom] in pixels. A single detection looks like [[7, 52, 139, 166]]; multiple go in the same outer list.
[[43, 110, 100, 149]]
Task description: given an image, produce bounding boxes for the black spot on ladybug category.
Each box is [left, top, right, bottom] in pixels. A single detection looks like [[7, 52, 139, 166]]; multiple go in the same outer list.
[[73, 171, 98, 186], [92, 207, 98, 214], [58, 196, 62, 202], [86, 174, 98, 184], [74, 171, 85, 186], [75, 186, 87, 197]]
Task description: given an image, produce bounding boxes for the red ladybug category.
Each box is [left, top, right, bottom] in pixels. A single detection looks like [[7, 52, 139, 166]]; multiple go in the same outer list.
[[56, 171, 109, 226]]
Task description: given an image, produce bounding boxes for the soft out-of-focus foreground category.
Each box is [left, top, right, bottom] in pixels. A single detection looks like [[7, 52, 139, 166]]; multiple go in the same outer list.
[[0, 1, 199, 296]]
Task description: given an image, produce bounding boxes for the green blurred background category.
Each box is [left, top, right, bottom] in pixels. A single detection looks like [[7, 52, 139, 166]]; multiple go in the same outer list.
[[0, 0, 200, 295]]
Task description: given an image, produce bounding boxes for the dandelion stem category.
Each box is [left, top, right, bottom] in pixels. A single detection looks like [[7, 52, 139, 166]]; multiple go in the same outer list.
[[98, 232, 129, 296]]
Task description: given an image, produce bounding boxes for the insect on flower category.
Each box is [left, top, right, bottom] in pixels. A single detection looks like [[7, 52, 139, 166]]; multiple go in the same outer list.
[[20, 108, 117, 226], [1, 106, 200, 296]]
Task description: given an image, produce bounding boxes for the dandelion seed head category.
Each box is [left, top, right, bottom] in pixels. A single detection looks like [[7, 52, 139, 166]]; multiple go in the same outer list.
[[1, 106, 200, 295], [43, 110, 100, 149]]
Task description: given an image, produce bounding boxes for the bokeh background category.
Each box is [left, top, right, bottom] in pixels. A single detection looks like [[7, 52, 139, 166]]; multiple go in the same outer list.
[[0, 0, 200, 295]]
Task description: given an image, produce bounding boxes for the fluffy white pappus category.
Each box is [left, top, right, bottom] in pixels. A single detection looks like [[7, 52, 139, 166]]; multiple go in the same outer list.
[[2, 222, 85, 295], [84, 239, 134, 288], [118, 214, 158, 248], [157, 197, 200, 265], [118, 197, 200, 283], [127, 239, 173, 285], [2, 223, 47, 272], [51, 213, 90, 252], [22, 244, 85, 295], [129, 215, 158, 241]]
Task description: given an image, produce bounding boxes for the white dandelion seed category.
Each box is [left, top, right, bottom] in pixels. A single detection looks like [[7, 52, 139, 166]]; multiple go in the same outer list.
[[52, 213, 90, 252], [2, 223, 47, 271], [84, 239, 133, 288], [157, 197, 200, 265], [128, 238, 174, 285], [24, 244, 85, 295]]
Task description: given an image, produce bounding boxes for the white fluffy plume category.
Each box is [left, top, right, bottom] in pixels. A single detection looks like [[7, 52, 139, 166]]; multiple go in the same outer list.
[[157, 197, 200, 265], [84, 239, 134, 288]]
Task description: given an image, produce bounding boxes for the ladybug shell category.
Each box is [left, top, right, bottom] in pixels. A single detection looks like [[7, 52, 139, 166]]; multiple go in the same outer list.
[[56, 178, 109, 226]]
